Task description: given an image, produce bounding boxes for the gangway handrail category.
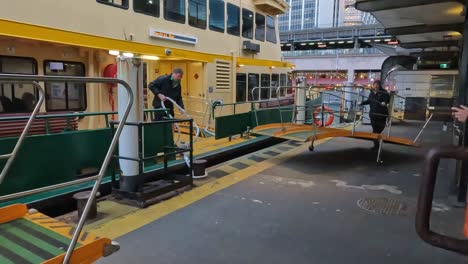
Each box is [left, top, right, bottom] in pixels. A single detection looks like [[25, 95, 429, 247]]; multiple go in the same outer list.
[[0, 74, 134, 264], [0, 82, 44, 184]]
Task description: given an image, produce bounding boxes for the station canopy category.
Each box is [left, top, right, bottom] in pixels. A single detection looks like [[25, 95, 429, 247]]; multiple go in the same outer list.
[[355, 0, 465, 52]]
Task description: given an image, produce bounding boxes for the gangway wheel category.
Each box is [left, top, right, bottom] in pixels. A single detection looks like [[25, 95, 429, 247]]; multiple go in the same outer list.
[[308, 142, 314, 152]]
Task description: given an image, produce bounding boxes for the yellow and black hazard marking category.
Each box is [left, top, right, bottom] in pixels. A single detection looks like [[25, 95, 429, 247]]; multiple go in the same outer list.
[[204, 140, 302, 180], [25, 211, 100, 245]]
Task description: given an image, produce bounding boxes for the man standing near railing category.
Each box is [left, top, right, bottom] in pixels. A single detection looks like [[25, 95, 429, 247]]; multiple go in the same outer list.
[[359, 80, 390, 150], [148, 67, 185, 121]]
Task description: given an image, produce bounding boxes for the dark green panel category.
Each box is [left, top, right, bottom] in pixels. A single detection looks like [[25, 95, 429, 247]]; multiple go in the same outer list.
[[0, 129, 112, 196], [252, 107, 293, 127], [143, 124, 175, 166], [215, 113, 252, 139]]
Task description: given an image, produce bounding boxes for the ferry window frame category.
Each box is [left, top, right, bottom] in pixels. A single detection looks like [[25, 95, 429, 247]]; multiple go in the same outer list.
[[236, 73, 247, 102], [280, 73, 287, 86], [209, 0, 225, 33], [271, 74, 279, 98], [43, 60, 87, 112], [134, 0, 160, 17], [242, 8, 254, 39], [255, 13, 265, 42], [164, 0, 186, 24], [227, 3, 240, 36], [266, 15, 277, 44], [247, 73, 259, 101], [260, 73, 270, 100], [189, 0, 207, 29], [0, 55, 39, 113], [96, 0, 129, 9]]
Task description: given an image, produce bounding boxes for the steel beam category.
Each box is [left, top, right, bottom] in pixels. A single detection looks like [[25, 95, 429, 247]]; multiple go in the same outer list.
[[399, 40, 460, 49], [355, 0, 464, 12], [385, 23, 464, 36]]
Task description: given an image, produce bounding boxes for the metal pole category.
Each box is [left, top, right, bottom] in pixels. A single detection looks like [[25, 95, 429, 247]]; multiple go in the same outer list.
[[456, 2, 468, 203], [387, 93, 395, 138], [413, 113, 434, 144]]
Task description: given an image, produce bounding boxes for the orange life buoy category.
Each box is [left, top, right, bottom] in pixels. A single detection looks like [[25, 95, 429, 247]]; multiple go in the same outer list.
[[313, 105, 334, 127]]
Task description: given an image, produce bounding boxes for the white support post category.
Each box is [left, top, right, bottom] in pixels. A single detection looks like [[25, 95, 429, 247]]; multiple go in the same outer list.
[[117, 57, 144, 192]]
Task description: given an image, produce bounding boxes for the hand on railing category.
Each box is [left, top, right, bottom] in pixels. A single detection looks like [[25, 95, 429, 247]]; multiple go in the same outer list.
[[452, 105, 468, 123]]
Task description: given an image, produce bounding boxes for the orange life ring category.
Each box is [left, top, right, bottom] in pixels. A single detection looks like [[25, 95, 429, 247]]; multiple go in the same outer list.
[[313, 105, 334, 127]]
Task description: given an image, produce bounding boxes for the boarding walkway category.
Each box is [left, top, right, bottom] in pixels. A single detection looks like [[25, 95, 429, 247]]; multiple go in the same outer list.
[[252, 123, 416, 147], [95, 120, 467, 263]]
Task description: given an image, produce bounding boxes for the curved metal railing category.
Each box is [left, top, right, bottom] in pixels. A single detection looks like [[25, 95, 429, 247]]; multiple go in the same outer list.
[[0, 74, 134, 264]]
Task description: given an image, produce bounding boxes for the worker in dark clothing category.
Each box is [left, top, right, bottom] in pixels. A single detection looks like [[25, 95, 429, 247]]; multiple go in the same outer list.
[[148, 67, 185, 121], [359, 80, 390, 150]]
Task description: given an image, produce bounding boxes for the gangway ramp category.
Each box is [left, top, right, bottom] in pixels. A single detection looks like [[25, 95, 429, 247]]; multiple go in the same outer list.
[[252, 123, 417, 147]]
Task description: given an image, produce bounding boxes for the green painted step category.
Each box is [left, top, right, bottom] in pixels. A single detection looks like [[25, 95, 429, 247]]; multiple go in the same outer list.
[[0, 218, 81, 264]]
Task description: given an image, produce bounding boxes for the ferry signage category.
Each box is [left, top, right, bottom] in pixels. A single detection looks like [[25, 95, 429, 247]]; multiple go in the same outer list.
[[149, 29, 198, 45]]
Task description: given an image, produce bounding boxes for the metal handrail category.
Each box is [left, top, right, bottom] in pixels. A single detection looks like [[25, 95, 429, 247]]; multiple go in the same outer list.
[[0, 81, 44, 184], [161, 97, 200, 144], [0, 74, 134, 264], [416, 146, 468, 255], [0, 111, 114, 121]]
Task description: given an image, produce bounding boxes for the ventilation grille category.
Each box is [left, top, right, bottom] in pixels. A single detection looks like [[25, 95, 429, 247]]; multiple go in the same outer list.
[[216, 60, 231, 90]]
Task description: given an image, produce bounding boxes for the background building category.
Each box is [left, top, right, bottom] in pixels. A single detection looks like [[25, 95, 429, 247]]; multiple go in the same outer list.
[[278, 0, 377, 31], [279, 0, 384, 88]]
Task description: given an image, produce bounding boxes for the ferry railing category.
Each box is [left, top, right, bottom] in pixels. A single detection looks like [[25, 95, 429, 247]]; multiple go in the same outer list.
[[0, 111, 119, 129], [0, 81, 44, 184], [0, 74, 134, 264], [161, 96, 200, 145], [180, 96, 219, 137], [109, 117, 194, 207], [201, 98, 223, 137]]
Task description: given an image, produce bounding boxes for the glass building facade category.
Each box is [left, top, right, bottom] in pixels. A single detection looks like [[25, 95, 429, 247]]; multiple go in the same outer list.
[[278, 0, 376, 32]]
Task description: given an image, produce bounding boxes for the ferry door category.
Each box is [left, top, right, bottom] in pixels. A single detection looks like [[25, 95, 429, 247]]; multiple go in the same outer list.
[[187, 62, 204, 98], [169, 62, 188, 98]]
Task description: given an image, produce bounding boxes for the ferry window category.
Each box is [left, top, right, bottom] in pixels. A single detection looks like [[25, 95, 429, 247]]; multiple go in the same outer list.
[[97, 0, 129, 9], [266, 15, 277, 43], [209, 0, 224, 33], [134, 0, 159, 17], [236, 73, 247, 102], [248, 73, 259, 101], [44, 61, 86, 112], [280, 74, 287, 86], [271, 74, 279, 98], [260, 74, 270, 100], [0, 56, 38, 113], [227, 3, 240, 36], [189, 0, 207, 29], [164, 0, 185, 24], [255, 13, 265, 41], [242, 9, 253, 39]]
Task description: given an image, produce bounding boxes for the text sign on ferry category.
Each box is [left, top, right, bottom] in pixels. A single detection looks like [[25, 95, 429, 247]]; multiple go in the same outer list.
[[149, 29, 198, 45]]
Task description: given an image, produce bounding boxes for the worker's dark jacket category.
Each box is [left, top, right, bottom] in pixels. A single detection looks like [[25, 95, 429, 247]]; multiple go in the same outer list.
[[360, 89, 390, 121], [148, 75, 184, 110]]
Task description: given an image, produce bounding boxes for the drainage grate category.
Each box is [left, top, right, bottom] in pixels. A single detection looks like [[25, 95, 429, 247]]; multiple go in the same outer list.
[[357, 197, 408, 216]]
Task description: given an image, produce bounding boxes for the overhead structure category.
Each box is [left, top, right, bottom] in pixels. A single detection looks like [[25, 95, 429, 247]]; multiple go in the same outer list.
[[355, 0, 465, 49]]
